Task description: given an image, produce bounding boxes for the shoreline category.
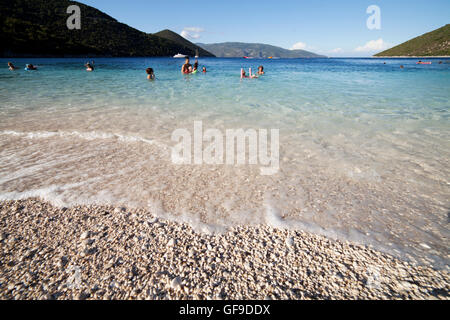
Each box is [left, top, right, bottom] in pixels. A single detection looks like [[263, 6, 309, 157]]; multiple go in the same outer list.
[[0, 198, 448, 300]]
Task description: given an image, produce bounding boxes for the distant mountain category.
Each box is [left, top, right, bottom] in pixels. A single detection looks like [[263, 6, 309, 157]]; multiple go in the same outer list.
[[375, 24, 450, 57], [196, 42, 325, 58], [153, 30, 214, 57], [0, 0, 212, 57]]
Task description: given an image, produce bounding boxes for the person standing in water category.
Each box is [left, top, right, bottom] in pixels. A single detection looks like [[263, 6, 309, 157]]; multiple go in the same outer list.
[[8, 62, 16, 70], [257, 66, 265, 75], [181, 57, 192, 74], [146, 67, 155, 80]]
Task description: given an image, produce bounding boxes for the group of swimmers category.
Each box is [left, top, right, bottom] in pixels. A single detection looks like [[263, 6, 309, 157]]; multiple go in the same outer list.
[[241, 66, 265, 79], [147, 57, 265, 80], [181, 57, 207, 74], [7, 58, 266, 81], [8, 62, 37, 71], [8, 58, 214, 80], [8, 61, 94, 71], [8, 57, 267, 80], [9, 58, 445, 78]]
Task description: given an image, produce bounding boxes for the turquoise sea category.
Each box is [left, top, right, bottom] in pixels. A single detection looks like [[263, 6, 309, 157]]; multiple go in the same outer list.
[[0, 57, 449, 268]]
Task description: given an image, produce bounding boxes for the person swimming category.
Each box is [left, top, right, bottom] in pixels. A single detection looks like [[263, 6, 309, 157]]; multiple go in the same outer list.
[[202, 67, 207, 73], [417, 61, 432, 65], [181, 57, 192, 74], [8, 62, 16, 70], [85, 61, 94, 72], [257, 65, 265, 75], [146, 67, 155, 80], [25, 64, 37, 70]]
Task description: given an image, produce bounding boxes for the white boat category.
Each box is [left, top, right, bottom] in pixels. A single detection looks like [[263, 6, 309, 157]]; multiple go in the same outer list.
[[173, 53, 187, 58], [195, 49, 199, 59]]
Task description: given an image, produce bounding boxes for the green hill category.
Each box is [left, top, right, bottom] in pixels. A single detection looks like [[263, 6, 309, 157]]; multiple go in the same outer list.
[[0, 0, 212, 57], [153, 30, 214, 57], [375, 24, 450, 57], [196, 42, 325, 58]]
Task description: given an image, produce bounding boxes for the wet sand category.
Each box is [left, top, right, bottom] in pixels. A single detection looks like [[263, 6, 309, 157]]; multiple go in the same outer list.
[[0, 198, 448, 300]]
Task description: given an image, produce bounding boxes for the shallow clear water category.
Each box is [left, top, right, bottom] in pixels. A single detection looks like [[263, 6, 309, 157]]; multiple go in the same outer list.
[[0, 57, 449, 268]]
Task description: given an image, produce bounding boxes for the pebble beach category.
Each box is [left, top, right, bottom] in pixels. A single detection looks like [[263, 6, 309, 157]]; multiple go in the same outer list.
[[0, 198, 448, 300]]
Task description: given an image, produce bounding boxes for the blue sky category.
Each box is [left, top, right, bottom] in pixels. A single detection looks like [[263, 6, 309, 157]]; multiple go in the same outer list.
[[77, 0, 450, 57]]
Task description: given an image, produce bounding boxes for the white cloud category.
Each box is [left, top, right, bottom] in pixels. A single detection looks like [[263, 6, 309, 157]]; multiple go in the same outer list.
[[181, 27, 205, 40], [290, 42, 308, 50], [355, 38, 389, 52], [330, 48, 343, 53]]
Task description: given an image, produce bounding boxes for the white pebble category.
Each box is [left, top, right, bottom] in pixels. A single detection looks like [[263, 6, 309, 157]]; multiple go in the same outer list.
[[80, 231, 90, 240], [286, 236, 295, 248], [170, 277, 182, 290]]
